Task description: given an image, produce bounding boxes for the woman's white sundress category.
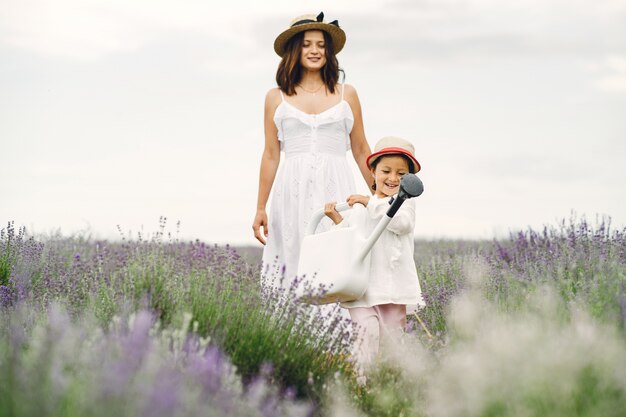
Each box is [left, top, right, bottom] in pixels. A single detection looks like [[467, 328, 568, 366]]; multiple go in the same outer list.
[[262, 84, 356, 290]]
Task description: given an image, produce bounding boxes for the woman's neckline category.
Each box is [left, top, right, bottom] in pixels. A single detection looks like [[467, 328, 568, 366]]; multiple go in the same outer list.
[[280, 99, 347, 116]]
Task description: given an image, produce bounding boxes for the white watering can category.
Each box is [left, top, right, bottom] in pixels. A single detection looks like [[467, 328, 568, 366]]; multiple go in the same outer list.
[[296, 174, 424, 304]]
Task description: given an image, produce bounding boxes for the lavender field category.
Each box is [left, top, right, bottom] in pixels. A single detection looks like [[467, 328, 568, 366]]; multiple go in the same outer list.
[[1, 217, 625, 417]]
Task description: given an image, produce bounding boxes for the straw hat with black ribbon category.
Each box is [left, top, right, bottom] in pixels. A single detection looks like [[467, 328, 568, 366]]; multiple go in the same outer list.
[[274, 12, 346, 57]]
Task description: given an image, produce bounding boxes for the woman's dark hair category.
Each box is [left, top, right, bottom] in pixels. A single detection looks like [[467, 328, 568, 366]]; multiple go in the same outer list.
[[276, 31, 340, 96], [370, 154, 415, 191]]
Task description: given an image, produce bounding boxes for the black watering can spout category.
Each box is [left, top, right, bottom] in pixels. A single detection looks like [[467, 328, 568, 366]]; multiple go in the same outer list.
[[387, 174, 424, 217]]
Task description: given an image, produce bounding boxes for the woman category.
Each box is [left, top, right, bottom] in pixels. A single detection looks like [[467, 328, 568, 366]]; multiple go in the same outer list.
[[253, 12, 371, 289]]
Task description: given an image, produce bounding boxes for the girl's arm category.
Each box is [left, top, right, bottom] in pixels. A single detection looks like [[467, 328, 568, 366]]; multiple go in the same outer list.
[[324, 202, 343, 225], [346, 194, 370, 207], [367, 197, 416, 235], [252, 89, 282, 245], [344, 84, 373, 192]]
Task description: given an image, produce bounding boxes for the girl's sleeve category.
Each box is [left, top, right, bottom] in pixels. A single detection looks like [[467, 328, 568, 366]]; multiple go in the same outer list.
[[367, 197, 416, 235]]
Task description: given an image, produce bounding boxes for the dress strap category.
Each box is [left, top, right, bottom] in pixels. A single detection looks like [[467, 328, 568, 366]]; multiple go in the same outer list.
[[341, 83, 345, 100], [279, 89, 285, 102]]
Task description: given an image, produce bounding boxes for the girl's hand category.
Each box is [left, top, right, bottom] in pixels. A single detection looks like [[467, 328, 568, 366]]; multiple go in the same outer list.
[[252, 209, 268, 245], [346, 194, 370, 207], [324, 202, 343, 225]]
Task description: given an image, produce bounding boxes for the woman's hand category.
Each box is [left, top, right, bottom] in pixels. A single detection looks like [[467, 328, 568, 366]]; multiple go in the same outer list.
[[347, 194, 370, 207], [252, 209, 269, 245], [324, 202, 343, 225]]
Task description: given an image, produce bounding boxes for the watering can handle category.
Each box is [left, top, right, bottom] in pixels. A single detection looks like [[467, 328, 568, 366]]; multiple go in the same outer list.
[[304, 202, 352, 236], [304, 200, 403, 262]]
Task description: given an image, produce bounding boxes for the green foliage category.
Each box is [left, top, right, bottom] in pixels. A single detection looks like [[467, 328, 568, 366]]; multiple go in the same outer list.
[[339, 283, 626, 417], [0, 257, 10, 287], [2, 217, 626, 417], [0, 306, 311, 417], [186, 269, 352, 399], [0, 224, 354, 402], [356, 362, 426, 417], [0, 222, 16, 287]]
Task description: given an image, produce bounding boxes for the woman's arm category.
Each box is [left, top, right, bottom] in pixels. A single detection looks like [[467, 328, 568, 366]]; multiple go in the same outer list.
[[252, 89, 282, 245], [344, 84, 373, 192]]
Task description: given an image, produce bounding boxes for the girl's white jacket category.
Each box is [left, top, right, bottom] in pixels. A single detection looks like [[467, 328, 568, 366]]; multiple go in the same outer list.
[[339, 194, 425, 311]]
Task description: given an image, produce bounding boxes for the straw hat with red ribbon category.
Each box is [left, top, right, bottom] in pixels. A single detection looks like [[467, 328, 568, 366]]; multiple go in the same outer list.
[[366, 136, 421, 174]]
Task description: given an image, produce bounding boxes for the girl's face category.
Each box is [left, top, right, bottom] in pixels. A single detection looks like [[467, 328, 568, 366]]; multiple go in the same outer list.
[[300, 30, 327, 71], [371, 155, 410, 198]]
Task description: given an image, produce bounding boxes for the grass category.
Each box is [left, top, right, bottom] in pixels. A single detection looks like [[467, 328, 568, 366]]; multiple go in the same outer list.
[[1, 216, 625, 416]]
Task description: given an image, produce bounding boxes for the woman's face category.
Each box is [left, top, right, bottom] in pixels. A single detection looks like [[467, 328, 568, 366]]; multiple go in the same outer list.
[[371, 155, 410, 198], [300, 30, 327, 71]]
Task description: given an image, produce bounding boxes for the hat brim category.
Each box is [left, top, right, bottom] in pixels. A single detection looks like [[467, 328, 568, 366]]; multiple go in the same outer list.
[[366, 147, 421, 173], [274, 23, 346, 57]]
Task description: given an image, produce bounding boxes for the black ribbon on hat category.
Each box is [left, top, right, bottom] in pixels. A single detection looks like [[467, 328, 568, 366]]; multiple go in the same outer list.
[[291, 11, 339, 28]]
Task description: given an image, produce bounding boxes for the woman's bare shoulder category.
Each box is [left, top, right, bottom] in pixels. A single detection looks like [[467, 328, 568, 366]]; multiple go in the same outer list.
[[266, 87, 282, 101], [265, 87, 282, 110], [342, 83, 360, 101], [342, 83, 362, 113]]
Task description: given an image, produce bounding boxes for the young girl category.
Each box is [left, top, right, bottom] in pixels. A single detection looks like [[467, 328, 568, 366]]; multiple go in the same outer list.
[[324, 136, 424, 375]]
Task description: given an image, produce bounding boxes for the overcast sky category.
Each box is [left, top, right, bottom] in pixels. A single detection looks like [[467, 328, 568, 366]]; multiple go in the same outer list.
[[1, 0, 625, 245]]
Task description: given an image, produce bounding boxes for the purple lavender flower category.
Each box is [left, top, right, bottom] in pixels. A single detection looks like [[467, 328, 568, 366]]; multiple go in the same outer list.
[[0, 285, 14, 307], [141, 367, 180, 417]]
